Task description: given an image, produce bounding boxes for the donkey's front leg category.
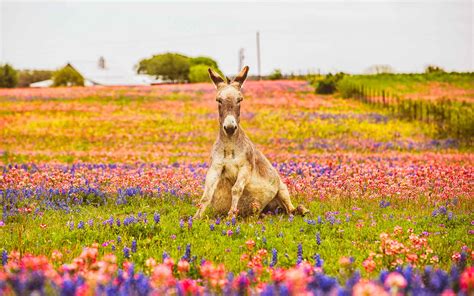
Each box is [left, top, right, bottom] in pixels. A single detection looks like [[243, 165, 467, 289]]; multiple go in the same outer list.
[[194, 163, 223, 219], [228, 165, 251, 217]]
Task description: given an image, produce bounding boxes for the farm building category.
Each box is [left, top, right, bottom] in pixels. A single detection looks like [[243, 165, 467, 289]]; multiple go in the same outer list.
[[30, 57, 167, 87]]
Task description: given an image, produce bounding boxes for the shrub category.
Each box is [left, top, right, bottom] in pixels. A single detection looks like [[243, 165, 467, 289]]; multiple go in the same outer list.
[[425, 65, 445, 74], [269, 69, 283, 80], [189, 64, 211, 83], [0, 64, 18, 88], [315, 72, 345, 94], [52, 65, 84, 87]]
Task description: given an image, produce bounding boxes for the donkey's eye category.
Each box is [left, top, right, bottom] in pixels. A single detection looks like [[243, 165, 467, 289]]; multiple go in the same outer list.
[[216, 98, 223, 104], [237, 97, 243, 103]]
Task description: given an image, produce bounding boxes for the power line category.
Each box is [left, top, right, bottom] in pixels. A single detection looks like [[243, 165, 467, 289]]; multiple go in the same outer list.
[[256, 31, 261, 80]]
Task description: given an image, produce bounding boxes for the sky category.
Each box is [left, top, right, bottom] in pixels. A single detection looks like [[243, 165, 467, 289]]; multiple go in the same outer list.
[[1, 1, 472, 75]]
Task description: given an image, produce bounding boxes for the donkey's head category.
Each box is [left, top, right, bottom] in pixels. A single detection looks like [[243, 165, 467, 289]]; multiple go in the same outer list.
[[208, 66, 249, 137]]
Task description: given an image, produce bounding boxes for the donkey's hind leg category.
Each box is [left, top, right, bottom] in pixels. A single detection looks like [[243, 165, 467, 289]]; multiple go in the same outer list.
[[276, 181, 309, 216]]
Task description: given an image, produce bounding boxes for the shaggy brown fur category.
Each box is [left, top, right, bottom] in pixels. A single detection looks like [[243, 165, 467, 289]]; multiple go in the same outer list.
[[194, 66, 309, 218]]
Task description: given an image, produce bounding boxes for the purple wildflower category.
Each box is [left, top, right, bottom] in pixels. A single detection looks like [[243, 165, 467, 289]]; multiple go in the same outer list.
[[296, 243, 303, 264], [1, 250, 7, 266], [154, 212, 160, 223], [270, 248, 277, 267], [188, 216, 193, 229], [123, 247, 130, 258], [131, 239, 137, 253]]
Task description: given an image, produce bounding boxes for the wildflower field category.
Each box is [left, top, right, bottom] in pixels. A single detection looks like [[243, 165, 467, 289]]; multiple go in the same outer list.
[[0, 80, 473, 295]]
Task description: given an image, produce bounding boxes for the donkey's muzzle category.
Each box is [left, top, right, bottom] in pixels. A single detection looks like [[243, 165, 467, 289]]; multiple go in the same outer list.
[[223, 115, 238, 136], [224, 125, 237, 136]]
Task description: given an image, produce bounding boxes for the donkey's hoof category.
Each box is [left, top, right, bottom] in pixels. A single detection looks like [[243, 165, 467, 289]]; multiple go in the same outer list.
[[296, 204, 310, 216]]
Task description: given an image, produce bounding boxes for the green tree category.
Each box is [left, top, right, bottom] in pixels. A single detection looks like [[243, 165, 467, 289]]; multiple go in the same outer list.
[[18, 70, 53, 87], [137, 53, 191, 81], [0, 64, 18, 88], [269, 69, 283, 80], [189, 64, 212, 83], [190, 56, 219, 69], [52, 65, 84, 87], [425, 65, 445, 74]]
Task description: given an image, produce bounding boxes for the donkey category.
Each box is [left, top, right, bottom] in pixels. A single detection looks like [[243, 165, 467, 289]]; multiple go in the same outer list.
[[193, 66, 309, 219]]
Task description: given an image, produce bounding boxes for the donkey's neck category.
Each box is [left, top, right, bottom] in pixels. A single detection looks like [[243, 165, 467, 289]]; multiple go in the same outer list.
[[218, 127, 246, 148]]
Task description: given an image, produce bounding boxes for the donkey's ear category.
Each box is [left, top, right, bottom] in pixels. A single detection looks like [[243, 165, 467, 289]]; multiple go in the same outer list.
[[232, 66, 249, 88], [208, 68, 226, 88]]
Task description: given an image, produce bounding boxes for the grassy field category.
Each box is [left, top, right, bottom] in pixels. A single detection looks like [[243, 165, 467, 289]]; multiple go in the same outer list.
[[0, 81, 473, 295], [337, 72, 474, 102]]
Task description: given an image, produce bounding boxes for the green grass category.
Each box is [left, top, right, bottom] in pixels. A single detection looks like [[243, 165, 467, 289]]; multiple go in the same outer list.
[[337, 72, 474, 99], [1, 194, 471, 277]]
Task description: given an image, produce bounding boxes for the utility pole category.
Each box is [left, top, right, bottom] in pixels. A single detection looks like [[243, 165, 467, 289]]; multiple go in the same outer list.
[[238, 48, 245, 72], [256, 31, 261, 80]]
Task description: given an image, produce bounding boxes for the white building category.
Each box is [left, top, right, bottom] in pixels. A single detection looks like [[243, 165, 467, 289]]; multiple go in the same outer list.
[[30, 57, 167, 87]]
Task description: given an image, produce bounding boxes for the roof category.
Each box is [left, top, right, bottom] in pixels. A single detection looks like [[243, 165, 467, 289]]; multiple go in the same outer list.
[[67, 60, 160, 86]]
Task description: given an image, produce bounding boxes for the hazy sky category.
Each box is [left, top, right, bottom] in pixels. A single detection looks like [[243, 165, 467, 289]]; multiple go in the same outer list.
[[1, 1, 472, 75]]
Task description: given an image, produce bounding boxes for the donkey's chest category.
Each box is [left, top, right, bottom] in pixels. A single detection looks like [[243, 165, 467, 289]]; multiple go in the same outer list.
[[220, 152, 245, 181]]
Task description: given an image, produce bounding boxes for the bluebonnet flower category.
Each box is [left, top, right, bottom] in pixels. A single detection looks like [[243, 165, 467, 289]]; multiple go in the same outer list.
[[162, 251, 169, 261], [236, 225, 241, 235], [179, 219, 184, 229], [316, 232, 321, 245], [317, 216, 323, 224], [131, 239, 137, 253], [226, 221, 230, 226], [296, 243, 303, 264], [154, 212, 160, 223], [111, 245, 116, 251], [379, 200, 391, 208], [448, 211, 453, 220], [182, 244, 191, 261], [215, 217, 221, 225], [77, 221, 84, 229], [314, 253, 323, 267], [68, 221, 74, 231], [62, 279, 77, 296], [288, 215, 294, 222], [116, 218, 121, 227], [261, 226, 266, 233], [188, 216, 193, 229], [88, 219, 93, 227], [270, 248, 277, 267], [123, 247, 130, 258], [262, 237, 267, 244], [232, 216, 236, 226], [117, 236, 122, 244], [1, 250, 7, 266], [210, 224, 215, 231], [327, 215, 336, 225]]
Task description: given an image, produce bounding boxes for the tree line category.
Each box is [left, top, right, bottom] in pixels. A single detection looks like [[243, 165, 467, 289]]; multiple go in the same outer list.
[[0, 53, 223, 88]]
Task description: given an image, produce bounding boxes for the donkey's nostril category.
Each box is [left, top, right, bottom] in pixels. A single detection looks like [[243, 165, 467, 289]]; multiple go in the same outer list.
[[224, 125, 236, 135]]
